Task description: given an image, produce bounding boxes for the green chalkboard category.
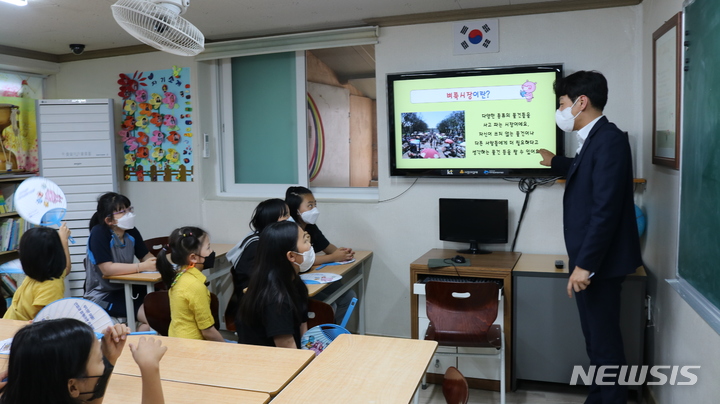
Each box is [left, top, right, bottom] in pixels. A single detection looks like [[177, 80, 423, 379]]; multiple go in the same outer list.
[[678, 0, 720, 310]]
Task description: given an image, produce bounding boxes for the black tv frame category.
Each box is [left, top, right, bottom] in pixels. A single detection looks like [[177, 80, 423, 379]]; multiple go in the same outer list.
[[387, 64, 564, 178]]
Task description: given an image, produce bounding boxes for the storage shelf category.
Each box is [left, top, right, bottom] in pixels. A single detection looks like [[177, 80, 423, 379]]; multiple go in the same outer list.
[[0, 173, 34, 183]]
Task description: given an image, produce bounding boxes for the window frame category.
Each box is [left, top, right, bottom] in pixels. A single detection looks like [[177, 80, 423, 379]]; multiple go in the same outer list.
[[217, 53, 309, 197], [203, 27, 380, 200]]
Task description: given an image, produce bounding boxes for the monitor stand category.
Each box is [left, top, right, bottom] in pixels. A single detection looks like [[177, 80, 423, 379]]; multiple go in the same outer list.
[[457, 241, 491, 254]]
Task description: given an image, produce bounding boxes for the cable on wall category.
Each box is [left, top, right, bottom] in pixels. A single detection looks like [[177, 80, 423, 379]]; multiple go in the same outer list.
[[378, 178, 419, 203], [504, 176, 561, 251]]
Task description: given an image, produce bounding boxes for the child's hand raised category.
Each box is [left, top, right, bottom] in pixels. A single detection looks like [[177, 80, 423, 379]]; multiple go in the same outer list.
[[129, 337, 167, 372], [101, 323, 131, 365], [58, 223, 71, 241]]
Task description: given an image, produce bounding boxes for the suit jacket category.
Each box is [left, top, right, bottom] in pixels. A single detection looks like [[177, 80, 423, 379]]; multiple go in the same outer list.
[[551, 116, 642, 278]]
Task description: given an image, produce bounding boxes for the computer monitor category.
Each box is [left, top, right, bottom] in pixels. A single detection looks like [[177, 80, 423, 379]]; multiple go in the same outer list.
[[439, 198, 509, 254]]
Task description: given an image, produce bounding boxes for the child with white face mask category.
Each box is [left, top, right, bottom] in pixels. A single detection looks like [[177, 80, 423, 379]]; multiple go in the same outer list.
[[236, 221, 311, 348], [285, 186, 357, 325], [285, 187, 354, 265], [84, 192, 156, 331]]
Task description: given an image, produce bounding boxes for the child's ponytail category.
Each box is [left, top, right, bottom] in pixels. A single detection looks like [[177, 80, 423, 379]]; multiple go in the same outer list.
[[156, 228, 180, 288], [156, 226, 207, 288]]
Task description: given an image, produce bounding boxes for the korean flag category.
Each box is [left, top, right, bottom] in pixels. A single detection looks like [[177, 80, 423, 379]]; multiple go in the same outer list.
[[454, 19, 499, 55]]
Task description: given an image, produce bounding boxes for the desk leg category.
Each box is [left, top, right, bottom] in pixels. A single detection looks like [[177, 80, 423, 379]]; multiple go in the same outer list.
[[124, 283, 137, 332], [359, 260, 366, 335]]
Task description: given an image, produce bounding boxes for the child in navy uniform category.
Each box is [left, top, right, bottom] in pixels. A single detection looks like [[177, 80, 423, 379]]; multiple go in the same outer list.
[[84, 192, 156, 331]]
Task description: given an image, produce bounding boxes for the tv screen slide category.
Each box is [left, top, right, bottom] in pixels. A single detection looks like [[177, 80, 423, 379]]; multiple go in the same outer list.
[[388, 65, 563, 177]]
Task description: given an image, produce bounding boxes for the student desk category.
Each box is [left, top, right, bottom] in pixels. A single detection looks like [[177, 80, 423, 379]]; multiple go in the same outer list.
[[410, 248, 520, 390], [113, 334, 315, 396], [104, 374, 271, 404], [0, 318, 26, 338], [105, 243, 234, 331], [0, 366, 272, 404], [272, 334, 438, 403], [0, 319, 27, 370], [305, 250, 373, 334], [104, 271, 161, 332]]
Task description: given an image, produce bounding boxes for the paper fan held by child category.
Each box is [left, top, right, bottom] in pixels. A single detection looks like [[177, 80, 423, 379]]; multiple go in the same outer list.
[[14, 176, 75, 243], [0, 299, 134, 354], [34, 298, 114, 333], [301, 297, 357, 355]]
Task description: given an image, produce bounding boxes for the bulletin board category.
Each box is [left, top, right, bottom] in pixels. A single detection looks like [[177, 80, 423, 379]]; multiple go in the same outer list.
[[117, 66, 193, 182]]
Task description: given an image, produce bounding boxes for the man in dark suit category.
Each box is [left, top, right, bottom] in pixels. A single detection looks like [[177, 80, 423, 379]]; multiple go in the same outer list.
[[538, 71, 642, 404]]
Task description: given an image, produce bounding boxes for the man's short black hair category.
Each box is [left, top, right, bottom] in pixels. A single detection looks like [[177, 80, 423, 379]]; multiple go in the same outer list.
[[553, 70, 608, 111]]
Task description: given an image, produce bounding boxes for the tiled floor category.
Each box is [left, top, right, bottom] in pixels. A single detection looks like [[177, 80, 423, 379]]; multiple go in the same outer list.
[[415, 381, 640, 404]]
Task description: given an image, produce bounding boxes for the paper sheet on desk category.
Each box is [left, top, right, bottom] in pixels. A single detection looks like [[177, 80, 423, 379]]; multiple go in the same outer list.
[[140, 271, 160, 274], [300, 273, 342, 284], [0, 337, 12, 354]]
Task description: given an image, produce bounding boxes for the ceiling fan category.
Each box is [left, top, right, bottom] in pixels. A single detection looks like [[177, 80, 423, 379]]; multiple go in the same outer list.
[[111, 0, 204, 56]]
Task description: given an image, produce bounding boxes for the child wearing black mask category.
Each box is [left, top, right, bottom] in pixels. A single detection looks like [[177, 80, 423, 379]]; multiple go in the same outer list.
[[0, 319, 167, 404], [156, 226, 224, 342]]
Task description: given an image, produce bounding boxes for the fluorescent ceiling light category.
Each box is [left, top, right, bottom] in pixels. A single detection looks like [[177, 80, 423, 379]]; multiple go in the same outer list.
[[0, 0, 28, 6]]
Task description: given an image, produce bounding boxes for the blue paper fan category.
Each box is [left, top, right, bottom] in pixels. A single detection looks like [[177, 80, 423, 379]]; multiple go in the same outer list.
[[14, 177, 75, 243], [41, 207, 68, 227], [301, 324, 350, 355], [301, 297, 357, 355]]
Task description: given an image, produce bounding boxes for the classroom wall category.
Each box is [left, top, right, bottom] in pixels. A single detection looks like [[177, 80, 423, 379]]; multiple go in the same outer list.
[[354, 6, 646, 336], [45, 54, 203, 237], [39, 6, 643, 339], [27, 4, 720, 399], [640, 0, 720, 401]]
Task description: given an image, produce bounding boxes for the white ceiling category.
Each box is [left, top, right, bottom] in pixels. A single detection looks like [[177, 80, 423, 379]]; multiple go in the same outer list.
[[0, 0, 559, 56]]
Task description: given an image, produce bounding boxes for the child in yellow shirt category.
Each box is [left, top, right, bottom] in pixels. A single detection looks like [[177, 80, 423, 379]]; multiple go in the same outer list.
[[156, 226, 224, 341], [3, 225, 72, 321]]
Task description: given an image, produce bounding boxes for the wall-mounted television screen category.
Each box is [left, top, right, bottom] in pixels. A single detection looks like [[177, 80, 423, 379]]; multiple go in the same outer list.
[[388, 64, 564, 177]]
